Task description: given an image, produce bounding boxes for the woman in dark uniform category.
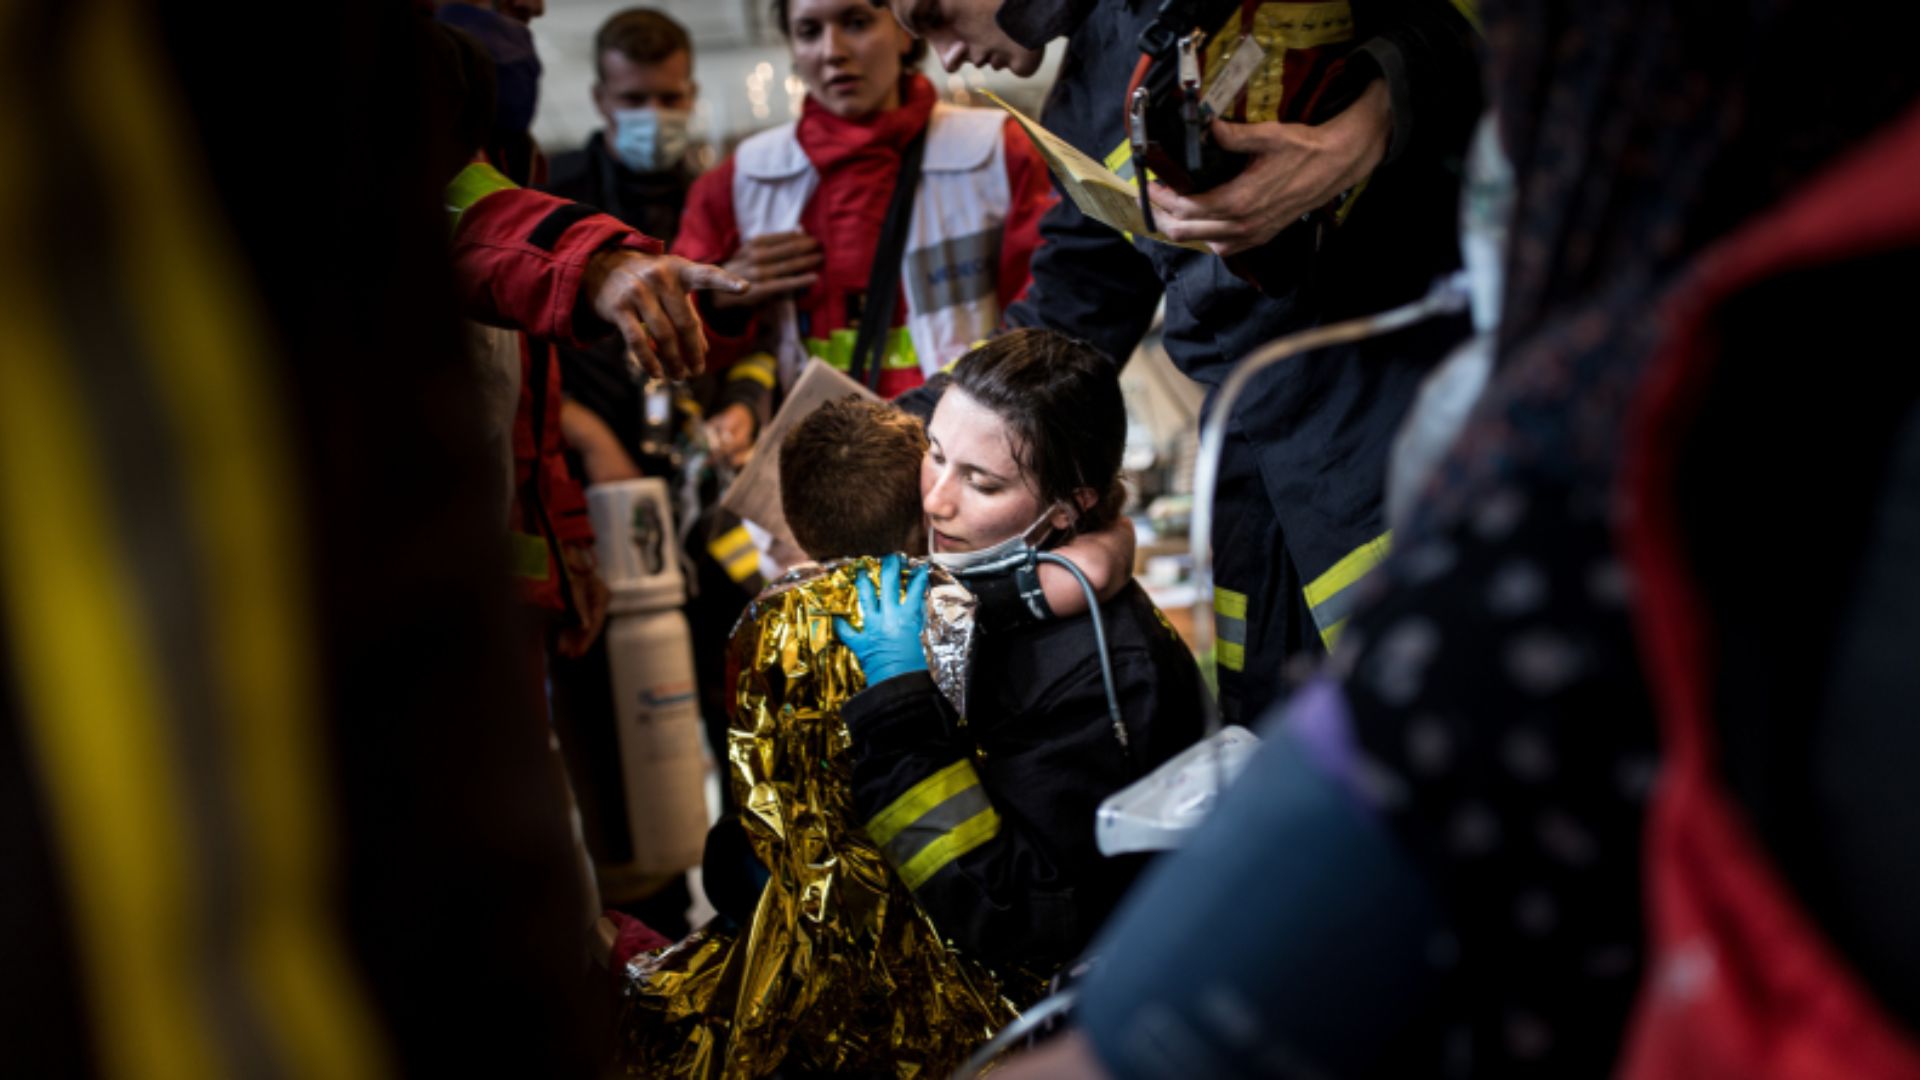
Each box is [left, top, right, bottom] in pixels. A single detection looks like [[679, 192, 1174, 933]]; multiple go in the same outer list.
[[835, 329, 1208, 977]]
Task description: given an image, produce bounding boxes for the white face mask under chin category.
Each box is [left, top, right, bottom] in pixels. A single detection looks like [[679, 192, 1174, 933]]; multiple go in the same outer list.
[[927, 504, 1063, 575]]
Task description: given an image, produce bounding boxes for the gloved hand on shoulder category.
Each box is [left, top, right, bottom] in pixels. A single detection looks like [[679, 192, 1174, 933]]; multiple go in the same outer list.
[[833, 554, 930, 687]]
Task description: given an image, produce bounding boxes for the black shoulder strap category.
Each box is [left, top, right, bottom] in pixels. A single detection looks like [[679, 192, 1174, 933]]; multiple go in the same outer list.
[[848, 126, 928, 390]]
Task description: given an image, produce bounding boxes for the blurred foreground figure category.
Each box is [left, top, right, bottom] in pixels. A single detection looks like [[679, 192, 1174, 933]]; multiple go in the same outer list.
[[0, 4, 645, 1075], [1618, 97, 1920, 1080], [989, 1, 1920, 1077]]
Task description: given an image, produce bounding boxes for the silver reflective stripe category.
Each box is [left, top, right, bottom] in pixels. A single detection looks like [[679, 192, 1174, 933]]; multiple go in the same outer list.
[[904, 228, 1002, 315], [1214, 610, 1248, 646], [1307, 579, 1358, 633], [880, 782, 995, 869]]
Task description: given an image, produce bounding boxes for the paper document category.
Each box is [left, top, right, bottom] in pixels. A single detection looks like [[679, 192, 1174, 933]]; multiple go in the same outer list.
[[717, 359, 880, 564], [981, 90, 1209, 253]]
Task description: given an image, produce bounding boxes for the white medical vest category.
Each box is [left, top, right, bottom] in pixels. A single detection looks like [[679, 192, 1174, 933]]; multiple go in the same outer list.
[[731, 103, 1011, 387]]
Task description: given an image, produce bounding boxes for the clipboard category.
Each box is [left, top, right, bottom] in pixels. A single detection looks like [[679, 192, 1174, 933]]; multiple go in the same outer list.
[[716, 359, 882, 560]]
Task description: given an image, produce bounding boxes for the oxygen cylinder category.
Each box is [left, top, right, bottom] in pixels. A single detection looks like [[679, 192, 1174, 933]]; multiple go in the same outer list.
[[587, 478, 709, 880]]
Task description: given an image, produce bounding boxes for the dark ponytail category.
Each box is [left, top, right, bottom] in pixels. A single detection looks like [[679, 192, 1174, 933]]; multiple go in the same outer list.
[[945, 329, 1128, 539]]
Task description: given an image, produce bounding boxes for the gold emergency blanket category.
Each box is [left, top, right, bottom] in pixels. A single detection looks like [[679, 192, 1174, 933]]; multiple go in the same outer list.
[[619, 559, 1030, 1078]]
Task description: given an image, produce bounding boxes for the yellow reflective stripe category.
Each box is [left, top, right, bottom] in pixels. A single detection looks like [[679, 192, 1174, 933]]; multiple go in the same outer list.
[[934, 339, 992, 375], [887, 329, 919, 370], [805, 326, 921, 373], [1451, 0, 1482, 33], [1335, 176, 1369, 224], [1104, 139, 1158, 187], [1101, 142, 1149, 245], [866, 759, 981, 848], [718, 549, 760, 584], [728, 352, 777, 389], [509, 531, 552, 580], [710, 526, 754, 561], [897, 806, 1002, 890], [708, 526, 760, 583], [1213, 587, 1249, 620], [15, 7, 387, 1078], [1217, 640, 1247, 672], [1214, 586, 1249, 665], [444, 161, 517, 229], [1304, 533, 1390, 651], [101, 65, 384, 1080], [1203, 1, 1355, 74], [1303, 532, 1392, 609], [0, 224, 223, 1080]]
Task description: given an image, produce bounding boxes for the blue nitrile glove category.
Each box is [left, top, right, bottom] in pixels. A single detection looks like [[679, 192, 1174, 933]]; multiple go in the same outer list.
[[833, 554, 930, 687]]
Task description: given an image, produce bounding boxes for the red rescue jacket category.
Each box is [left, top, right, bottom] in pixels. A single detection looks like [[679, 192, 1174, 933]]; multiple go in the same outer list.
[[510, 337, 594, 611], [452, 182, 659, 610], [451, 182, 661, 350]]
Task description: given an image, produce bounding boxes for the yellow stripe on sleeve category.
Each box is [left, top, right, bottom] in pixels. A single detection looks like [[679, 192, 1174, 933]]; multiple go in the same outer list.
[[710, 526, 755, 561], [0, 217, 226, 1080], [50, 6, 387, 1076], [865, 760, 982, 849], [897, 806, 1002, 890], [727, 353, 777, 389], [1303, 532, 1393, 609], [444, 161, 518, 230]]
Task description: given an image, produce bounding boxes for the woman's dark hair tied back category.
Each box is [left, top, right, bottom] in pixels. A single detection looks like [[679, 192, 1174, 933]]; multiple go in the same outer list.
[[946, 329, 1129, 539]]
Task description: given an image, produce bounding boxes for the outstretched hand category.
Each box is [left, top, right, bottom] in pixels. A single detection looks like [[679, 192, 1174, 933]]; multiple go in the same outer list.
[[583, 249, 748, 380], [833, 554, 931, 687]]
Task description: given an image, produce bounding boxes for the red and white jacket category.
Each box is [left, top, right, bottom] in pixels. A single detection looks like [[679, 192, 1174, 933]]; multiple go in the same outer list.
[[674, 75, 1054, 400]]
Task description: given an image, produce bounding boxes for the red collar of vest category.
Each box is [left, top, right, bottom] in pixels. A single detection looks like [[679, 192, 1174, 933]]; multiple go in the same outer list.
[[796, 73, 937, 173]]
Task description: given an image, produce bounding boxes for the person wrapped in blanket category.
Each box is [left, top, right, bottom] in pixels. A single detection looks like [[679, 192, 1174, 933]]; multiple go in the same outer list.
[[620, 331, 1206, 1076]]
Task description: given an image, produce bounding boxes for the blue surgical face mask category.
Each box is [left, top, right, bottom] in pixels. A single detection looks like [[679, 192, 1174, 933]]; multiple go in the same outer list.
[[610, 107, 692, 173]]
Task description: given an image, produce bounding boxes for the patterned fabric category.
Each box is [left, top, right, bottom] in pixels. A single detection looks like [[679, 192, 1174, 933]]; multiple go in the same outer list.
[[1340, 483, 1656, 1074], [1327, 1, 1920, 1073]]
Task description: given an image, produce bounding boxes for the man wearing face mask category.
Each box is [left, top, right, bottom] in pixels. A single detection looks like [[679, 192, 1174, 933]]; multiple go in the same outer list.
[[547, 10, 756, 468], [546, 9, 776, 473], [541, 10, 784, 937], [548, 9, 699, 252]]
